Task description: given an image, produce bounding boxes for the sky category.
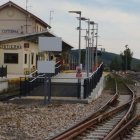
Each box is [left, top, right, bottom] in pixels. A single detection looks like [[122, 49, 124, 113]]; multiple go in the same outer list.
[[1, 0, 140, 59]]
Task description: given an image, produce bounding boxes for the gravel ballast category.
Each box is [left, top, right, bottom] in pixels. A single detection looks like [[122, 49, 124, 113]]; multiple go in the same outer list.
[[0, 93, 112, 140]]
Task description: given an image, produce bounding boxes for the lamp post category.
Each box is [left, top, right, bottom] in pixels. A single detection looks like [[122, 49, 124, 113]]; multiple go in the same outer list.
[[89, 21, 95, 72], [99, 46, 105, 64], [49, 10, 54, 26], [82, 21, 95, 73], [69, 11, 81, 68], [79, 17, 90, 77], [95, 23, 98, 70], [87, 19, 91, 77], [125, 45, 128, 71], [69, 11, 82, 99]]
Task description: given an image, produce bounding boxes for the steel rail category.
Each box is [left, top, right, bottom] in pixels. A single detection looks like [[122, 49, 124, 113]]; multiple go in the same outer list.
[[50, 100, 131, 140], [50, 79, 135, 140], [109, 115, 140, 140], [28, 70, 38, 77], [103, 83, 136, 140], [49, 79, 118, 140], [108, 97, 140, 140]]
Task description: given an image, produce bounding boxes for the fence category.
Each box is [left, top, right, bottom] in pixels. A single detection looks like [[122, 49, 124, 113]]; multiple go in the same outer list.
[[20, 75, 45, 96], [55, 61, 61, 75], [0, 65, 7, 78], [83, 63, 103, 98], [20, 63, 103, 99], [20, 76, 81, 98], [20, 61, 62, 96]]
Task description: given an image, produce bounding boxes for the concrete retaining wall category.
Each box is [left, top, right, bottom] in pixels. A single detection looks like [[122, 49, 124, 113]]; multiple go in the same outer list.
[[89, 75, 105, 101], [0, 78, 8, 92], [28, 82, 79, 97]]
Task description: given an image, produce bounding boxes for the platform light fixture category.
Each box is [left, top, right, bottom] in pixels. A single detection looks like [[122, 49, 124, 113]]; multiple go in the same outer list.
[[68, 11, 81, 67], [79, 17, 90, 77]]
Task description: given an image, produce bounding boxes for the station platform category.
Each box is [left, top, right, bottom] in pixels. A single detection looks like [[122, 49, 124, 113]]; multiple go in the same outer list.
[[18, 72, 105, 104], [6, 64, 105, 104]]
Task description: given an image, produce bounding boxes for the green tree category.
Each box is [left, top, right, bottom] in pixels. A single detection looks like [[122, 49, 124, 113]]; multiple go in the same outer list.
[[120, 46, 133, 71], [110, 57, 121, 71], [132, 64, 140, 72], [81, 49, 85, 64]]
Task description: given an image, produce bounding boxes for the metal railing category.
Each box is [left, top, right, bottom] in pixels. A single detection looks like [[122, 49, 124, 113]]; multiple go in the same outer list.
[[83, 63, 103, 98], [20, 63, 103, 99], [55, 61, 61, 75], [20, 76, 81, 98], [20, 61, 61, 96], [20, 75, 45, 96], [0, 65, 7, 78], [28, 70, 38, 77]]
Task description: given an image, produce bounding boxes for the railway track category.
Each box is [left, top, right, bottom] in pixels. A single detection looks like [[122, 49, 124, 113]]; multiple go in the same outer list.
[[50, 75, 136, 140], [74, 110, 128, 140], [107, 72, 140, 140], [107, 97, 140, 140]]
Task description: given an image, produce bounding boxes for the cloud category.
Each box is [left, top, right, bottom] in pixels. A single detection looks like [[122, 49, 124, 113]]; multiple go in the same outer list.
[[1, 0, 140, 58], [31, 0, 140, 58]]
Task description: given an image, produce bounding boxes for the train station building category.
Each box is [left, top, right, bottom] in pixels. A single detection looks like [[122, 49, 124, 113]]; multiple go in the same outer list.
[[0, 1, 73, 74]]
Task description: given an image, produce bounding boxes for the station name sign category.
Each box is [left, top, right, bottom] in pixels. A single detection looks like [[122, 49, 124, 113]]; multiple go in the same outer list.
[[1, 29, 19, 34], [0, 44, 22, 49]]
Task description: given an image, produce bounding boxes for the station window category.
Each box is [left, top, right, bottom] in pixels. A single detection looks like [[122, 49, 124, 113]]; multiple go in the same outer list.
[[24, 54, 27, 64], [50, 55, 53, 60], [4, 53, 18, 64]]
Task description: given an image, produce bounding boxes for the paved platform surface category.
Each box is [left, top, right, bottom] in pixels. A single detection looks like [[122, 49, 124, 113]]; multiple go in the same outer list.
[[52, 72, 93, 83]]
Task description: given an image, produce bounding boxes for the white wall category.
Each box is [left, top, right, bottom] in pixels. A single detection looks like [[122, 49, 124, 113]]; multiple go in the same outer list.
[[0, 6, 46, 36], [0, 41, 39, 74], [0, 78, 8, 92]]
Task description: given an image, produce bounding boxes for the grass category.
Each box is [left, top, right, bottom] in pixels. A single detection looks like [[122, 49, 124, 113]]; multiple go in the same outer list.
[[104, 74, 116, 90]]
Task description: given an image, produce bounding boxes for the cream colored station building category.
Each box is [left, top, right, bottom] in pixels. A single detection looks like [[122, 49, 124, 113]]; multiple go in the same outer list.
[[0, 1, 73, 74]]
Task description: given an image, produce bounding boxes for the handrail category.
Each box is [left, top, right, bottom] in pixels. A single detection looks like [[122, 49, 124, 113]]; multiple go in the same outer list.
[[55, 65, 61, 69], [81, 63, 103, 80], [29, 73, 45, 83], [28, 70, 38, 77], [55, 61, 61, 65]]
